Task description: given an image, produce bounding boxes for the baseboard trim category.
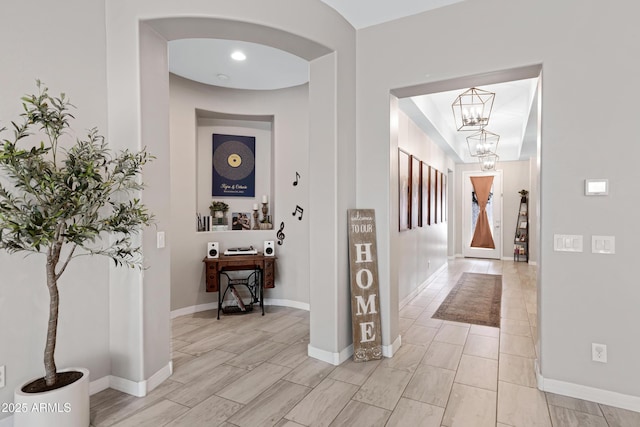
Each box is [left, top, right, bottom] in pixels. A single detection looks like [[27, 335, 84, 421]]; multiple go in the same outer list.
[[146, 361, 173, 393], [109, 361, 173, 397], [109, 374, 146, 397], [399, 264, 447, 309], [170, 302, 217, 319], [307, 343, 353, 366], [171, 299, 309, 319], [0, 415, 13, 427], [503, 256, 538, 265], [308, 335, 401, 364], [537, 363, 640, 413], [263, 299, 310, 311], [382, 334, 402, 358], [89, 375, 111, 395]]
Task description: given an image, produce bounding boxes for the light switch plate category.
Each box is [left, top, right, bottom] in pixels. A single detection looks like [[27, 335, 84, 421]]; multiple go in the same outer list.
[[156, 231, 165, 249], [554, 234, 583, 252], [592, 235, 615, 254]]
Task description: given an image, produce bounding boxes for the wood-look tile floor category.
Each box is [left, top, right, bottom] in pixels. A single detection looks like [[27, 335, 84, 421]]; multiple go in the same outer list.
[[90, 259, 640, 426]]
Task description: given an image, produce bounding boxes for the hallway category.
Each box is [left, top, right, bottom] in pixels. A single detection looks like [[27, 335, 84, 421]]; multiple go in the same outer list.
[[89, 259, 640, 426]]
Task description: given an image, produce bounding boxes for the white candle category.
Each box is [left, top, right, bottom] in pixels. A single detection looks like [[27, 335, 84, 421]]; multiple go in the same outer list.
[[262, 195, 268, 203], [253, 203, 258, 210]]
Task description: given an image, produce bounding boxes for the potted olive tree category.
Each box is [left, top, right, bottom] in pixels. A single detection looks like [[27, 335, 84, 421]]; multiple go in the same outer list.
[[0, 82, 153, 427]]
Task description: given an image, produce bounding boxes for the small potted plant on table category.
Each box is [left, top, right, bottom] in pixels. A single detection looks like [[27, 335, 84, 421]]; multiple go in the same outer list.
[[209, 200, 229, 229]]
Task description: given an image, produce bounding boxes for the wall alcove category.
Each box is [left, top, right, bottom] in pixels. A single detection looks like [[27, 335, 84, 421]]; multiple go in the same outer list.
[[194, 110, 275, 232]]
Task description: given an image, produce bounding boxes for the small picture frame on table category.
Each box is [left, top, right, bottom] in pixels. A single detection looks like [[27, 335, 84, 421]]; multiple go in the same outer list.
[[231, 212, 252, 230]]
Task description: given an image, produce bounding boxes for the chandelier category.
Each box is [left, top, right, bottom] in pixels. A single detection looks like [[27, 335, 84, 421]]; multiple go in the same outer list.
[[467, 130, 500, 158], [451, 87, 495, 131], [479, 153, 499, 171], [451, 86, 500, 170]]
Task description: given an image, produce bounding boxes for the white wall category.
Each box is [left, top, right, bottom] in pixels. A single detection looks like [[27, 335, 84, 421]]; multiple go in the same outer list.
[[395, 109, 451, 305], [139, 22, 172, 382], [0, 0, 110, 418], [357, 0, 640, 407], [169, 75, 311, 311]]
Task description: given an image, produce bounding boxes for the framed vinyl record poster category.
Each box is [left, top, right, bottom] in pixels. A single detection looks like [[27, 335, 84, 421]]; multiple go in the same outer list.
[[212, 134, 256, 197]]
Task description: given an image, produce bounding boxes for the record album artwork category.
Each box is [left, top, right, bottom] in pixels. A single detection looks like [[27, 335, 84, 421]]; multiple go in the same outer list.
[[212, 134, 256, 197]]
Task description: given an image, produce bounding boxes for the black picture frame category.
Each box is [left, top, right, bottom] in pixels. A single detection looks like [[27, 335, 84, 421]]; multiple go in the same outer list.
[[398, 149, 410, 231], [411, 155, 421, 228]]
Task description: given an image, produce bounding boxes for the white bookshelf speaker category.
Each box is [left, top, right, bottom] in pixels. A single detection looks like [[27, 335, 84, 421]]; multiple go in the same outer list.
[[207, 242, 219, 259], [264, 240, 275, 257]]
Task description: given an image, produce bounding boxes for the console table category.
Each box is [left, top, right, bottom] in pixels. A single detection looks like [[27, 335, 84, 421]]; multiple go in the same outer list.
[[203, 253, 276, 319]]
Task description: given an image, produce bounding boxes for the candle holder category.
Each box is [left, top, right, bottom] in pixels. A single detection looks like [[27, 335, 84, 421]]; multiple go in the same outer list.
[[252, 209, 260, 230]]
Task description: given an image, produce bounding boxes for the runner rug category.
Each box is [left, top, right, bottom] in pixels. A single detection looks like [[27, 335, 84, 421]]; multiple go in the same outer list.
[[432, 272, 502, 327]]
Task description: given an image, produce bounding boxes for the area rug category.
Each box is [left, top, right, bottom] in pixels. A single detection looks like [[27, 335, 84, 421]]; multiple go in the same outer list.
[[431, 272, 502, 327]]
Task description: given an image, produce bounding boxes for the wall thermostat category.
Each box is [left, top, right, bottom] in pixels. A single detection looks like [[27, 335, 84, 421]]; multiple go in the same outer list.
[[585, 179, 608, 196]]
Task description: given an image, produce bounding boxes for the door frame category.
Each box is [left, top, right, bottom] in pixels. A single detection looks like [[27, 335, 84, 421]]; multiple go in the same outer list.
[[462, 170, 503, 259]]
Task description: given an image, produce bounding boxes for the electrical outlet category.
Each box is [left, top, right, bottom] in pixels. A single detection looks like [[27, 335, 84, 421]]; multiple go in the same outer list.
[[592, 343, 607, 363], [0, 365, 5, 388]]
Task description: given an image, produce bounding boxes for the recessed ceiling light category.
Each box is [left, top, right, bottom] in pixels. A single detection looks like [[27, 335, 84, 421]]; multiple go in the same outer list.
[[231, 51, 246, 61], [217, 73, 229, 80]]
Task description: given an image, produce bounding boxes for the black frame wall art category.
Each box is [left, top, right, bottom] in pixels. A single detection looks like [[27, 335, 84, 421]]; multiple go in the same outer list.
[[421, 162, 431, 225], [430, 166, 438, 225], [212, 133, 256, 197], [442, 173, 447, 222], [411, 155, 421, 228], [398, 149, 410, 231], [436, 170, 442, 223]]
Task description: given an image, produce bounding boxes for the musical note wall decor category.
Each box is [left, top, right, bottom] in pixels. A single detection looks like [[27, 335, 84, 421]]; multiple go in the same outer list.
[[292, 205, 304, 220], [277, 222, 285, 245], [293, 172, 301, 186]]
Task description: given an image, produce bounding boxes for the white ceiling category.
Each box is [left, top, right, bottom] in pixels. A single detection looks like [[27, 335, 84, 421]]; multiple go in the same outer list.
[[402, 78, 539, 163], [168, 38, 310, 91], [320, 0, 465, 29], [168, 0, 538, 164]]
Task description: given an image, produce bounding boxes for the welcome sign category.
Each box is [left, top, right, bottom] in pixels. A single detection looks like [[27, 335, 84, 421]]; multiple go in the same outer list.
[[347, 209, 382, 362]]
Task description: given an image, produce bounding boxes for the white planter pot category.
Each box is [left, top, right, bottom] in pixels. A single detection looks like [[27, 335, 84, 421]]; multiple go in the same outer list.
[[13, 367, 90, 427]]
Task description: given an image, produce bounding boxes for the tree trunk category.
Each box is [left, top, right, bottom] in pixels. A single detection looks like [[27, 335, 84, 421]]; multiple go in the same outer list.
[[44, 255, 59, 386]]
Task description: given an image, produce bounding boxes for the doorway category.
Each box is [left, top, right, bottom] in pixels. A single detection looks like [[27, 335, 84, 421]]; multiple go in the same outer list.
[[462, 170, 503, 259]]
